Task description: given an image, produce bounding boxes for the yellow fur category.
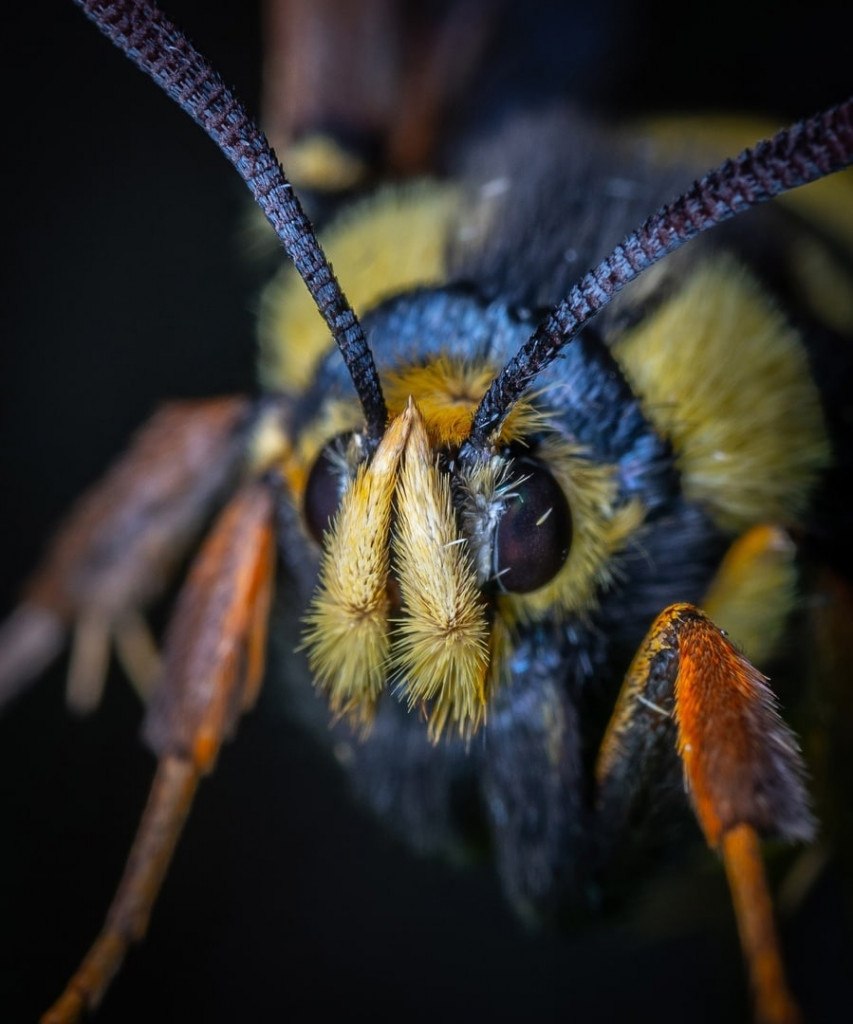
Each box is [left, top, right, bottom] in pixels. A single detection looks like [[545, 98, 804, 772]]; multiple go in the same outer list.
[[384, 356, 546, 448], [613, 255, 830, 532], [392, 404, 490, 740], [701, 524, 797, 668], [246, 405, 291, 474], [302, 399, 492, 738], [303, 409, 412, 724], [283, 356, 547, 525], [258, 181, 459, 392], [297, 358, 647, 729]]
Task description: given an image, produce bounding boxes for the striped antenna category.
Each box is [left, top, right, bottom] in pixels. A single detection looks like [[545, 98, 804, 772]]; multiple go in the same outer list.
[[74, 0, 388, 441], [465, 97, 853, 454]]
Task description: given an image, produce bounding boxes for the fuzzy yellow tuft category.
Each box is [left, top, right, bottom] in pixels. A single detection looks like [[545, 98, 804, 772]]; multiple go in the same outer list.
[[281, 355, 547, 522], [303, 409, 412, 724], [392, 402, 490, 740], [258, 181, 459, 393], [384, 356, 546, 449], [614, 255, 830, 532]]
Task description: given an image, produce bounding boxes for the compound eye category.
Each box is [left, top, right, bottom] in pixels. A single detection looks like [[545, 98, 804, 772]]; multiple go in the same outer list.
[[303, 434, 352, 543], [495, 458, 572, 593]]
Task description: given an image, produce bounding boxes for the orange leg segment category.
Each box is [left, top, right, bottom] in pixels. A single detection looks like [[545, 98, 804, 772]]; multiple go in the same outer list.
[[41, 757, 199, 1024], [41, 477, 277, 1023], [723, 824, 802, 1024], [596, 603, 813, 1024]]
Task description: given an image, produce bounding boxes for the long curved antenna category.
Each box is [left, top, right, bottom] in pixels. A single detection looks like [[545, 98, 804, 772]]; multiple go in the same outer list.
[[465, 97, 853, 454], [74, 0, 387, 441]]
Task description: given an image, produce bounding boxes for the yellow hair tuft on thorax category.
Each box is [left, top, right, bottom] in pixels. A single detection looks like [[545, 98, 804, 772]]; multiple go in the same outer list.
[[613, 254, 830, 532]]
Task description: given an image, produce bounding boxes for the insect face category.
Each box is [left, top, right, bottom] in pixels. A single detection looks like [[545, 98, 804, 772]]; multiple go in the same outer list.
[[2, 3, 853, 1023], [298, 377, 578, 737]]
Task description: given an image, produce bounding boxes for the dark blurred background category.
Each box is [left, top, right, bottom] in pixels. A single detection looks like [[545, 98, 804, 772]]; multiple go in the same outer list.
[[1, 2, 851, 1022]]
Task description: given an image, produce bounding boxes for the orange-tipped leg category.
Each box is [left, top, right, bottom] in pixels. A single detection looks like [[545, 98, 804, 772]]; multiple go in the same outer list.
[[723, 824, 802, 1024], [596, 603, 812, 1024], [41, 477, 277, 1023], [41, 756, 199, 1024]]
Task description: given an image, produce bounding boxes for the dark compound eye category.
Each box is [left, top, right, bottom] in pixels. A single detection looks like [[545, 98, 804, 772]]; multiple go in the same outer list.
[[303, 434, 353, 544], [494, 458, 572, 594]]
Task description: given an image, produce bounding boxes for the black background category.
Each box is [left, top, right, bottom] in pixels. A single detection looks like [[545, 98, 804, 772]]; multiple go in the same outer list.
[[1, 2, 851, 1022]]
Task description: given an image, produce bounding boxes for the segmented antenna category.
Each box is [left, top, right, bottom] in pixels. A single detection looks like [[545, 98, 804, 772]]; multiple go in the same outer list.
[[74, 0, 388, 441], [465, 97, 853, 453]]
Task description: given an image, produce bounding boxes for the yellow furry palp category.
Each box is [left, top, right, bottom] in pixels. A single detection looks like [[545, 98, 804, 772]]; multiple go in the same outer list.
[[303, 408, 413, 726], [391, 400, 490, 740]]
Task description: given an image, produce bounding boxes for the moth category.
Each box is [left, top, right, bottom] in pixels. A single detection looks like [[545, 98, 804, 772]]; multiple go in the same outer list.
[[1, 2, 851, 1024]]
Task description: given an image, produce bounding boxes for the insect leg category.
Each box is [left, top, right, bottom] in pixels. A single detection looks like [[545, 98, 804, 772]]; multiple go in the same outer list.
[[595, 591, 813, 1024], [113, 610, 163, 702], [0, 398, 251, 714], [42, 756, 199, 1024], [41, 476, 277, 1024]]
